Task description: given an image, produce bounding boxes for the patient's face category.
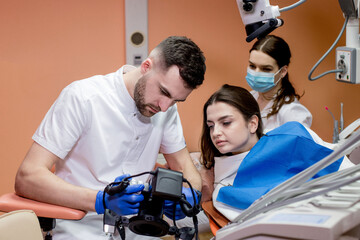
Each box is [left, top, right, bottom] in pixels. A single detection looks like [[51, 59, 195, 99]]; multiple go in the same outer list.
[[206, 102, 254, 154]]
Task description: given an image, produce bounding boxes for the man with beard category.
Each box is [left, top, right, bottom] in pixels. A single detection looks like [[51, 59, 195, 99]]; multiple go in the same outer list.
[[15, 36, 206, 240]]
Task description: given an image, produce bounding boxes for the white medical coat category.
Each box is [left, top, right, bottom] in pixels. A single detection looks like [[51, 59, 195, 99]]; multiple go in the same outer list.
[[251, 90, 312, 132]]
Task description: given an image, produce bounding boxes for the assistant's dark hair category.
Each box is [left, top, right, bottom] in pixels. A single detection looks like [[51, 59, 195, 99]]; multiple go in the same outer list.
[[200, 84, 263, 169], [155, 36, 206, 89], [250, 35, 301, 118]]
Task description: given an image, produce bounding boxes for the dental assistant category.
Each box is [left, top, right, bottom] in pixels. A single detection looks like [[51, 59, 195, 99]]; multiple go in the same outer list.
[[245, 35, 312, 132]]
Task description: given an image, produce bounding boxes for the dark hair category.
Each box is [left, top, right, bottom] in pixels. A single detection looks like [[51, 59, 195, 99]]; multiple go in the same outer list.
[[250, 35, 301, 118], [200, 84, 263, 169], [155, 36, 206, 89]]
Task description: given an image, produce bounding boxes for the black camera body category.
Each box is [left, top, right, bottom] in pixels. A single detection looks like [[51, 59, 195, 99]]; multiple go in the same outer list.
[[104, 167, 194, 238], [128, 168, 184, 237]]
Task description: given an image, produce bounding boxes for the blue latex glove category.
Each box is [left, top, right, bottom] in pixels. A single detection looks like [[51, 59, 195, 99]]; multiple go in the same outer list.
[[163, 187, 200, 220], [95, 174, 145, 216]]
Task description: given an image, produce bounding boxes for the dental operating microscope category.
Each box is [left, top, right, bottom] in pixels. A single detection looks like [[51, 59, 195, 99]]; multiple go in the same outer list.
[[236, 0, 284, 42]]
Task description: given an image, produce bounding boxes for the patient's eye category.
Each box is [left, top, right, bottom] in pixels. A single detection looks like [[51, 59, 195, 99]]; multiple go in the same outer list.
[[222, 121, 231, 127]]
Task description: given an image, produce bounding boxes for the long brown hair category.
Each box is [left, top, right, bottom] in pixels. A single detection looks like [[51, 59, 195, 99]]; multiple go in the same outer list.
[[250, 35, 301, 118], [200, 84, 263, 169]]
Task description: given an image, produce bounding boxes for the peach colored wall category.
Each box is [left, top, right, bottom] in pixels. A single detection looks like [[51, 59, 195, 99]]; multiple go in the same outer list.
[[0, 0, 126, 195], [1, 0, 359, 196]]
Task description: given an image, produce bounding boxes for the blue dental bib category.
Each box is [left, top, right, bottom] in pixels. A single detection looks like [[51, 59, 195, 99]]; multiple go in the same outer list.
[[216, 122, 343, 210]]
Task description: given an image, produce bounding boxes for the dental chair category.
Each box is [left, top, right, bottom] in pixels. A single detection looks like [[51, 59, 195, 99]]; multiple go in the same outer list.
[[0, 210, 43, 240], [0, 193, 86, 240]]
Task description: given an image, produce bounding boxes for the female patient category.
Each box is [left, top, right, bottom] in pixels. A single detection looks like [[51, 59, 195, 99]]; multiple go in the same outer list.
[[201, 84, 263, 220], [246, 35, 312, 131], [200, 84, 343, 222]]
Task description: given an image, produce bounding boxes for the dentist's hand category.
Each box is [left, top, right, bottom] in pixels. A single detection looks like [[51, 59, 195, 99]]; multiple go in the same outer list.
[[95, 174, 145, 216], [163, 187, 201, 220]]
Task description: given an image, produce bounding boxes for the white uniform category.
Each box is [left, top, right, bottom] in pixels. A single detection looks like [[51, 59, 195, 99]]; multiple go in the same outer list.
[[251, 91, 312, 131], [33, 66, 186, 240], [212, 126, 353, 222]]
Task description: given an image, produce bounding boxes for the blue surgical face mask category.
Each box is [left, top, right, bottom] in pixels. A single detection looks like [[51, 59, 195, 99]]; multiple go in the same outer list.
[[245, 67, 282, 93]]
